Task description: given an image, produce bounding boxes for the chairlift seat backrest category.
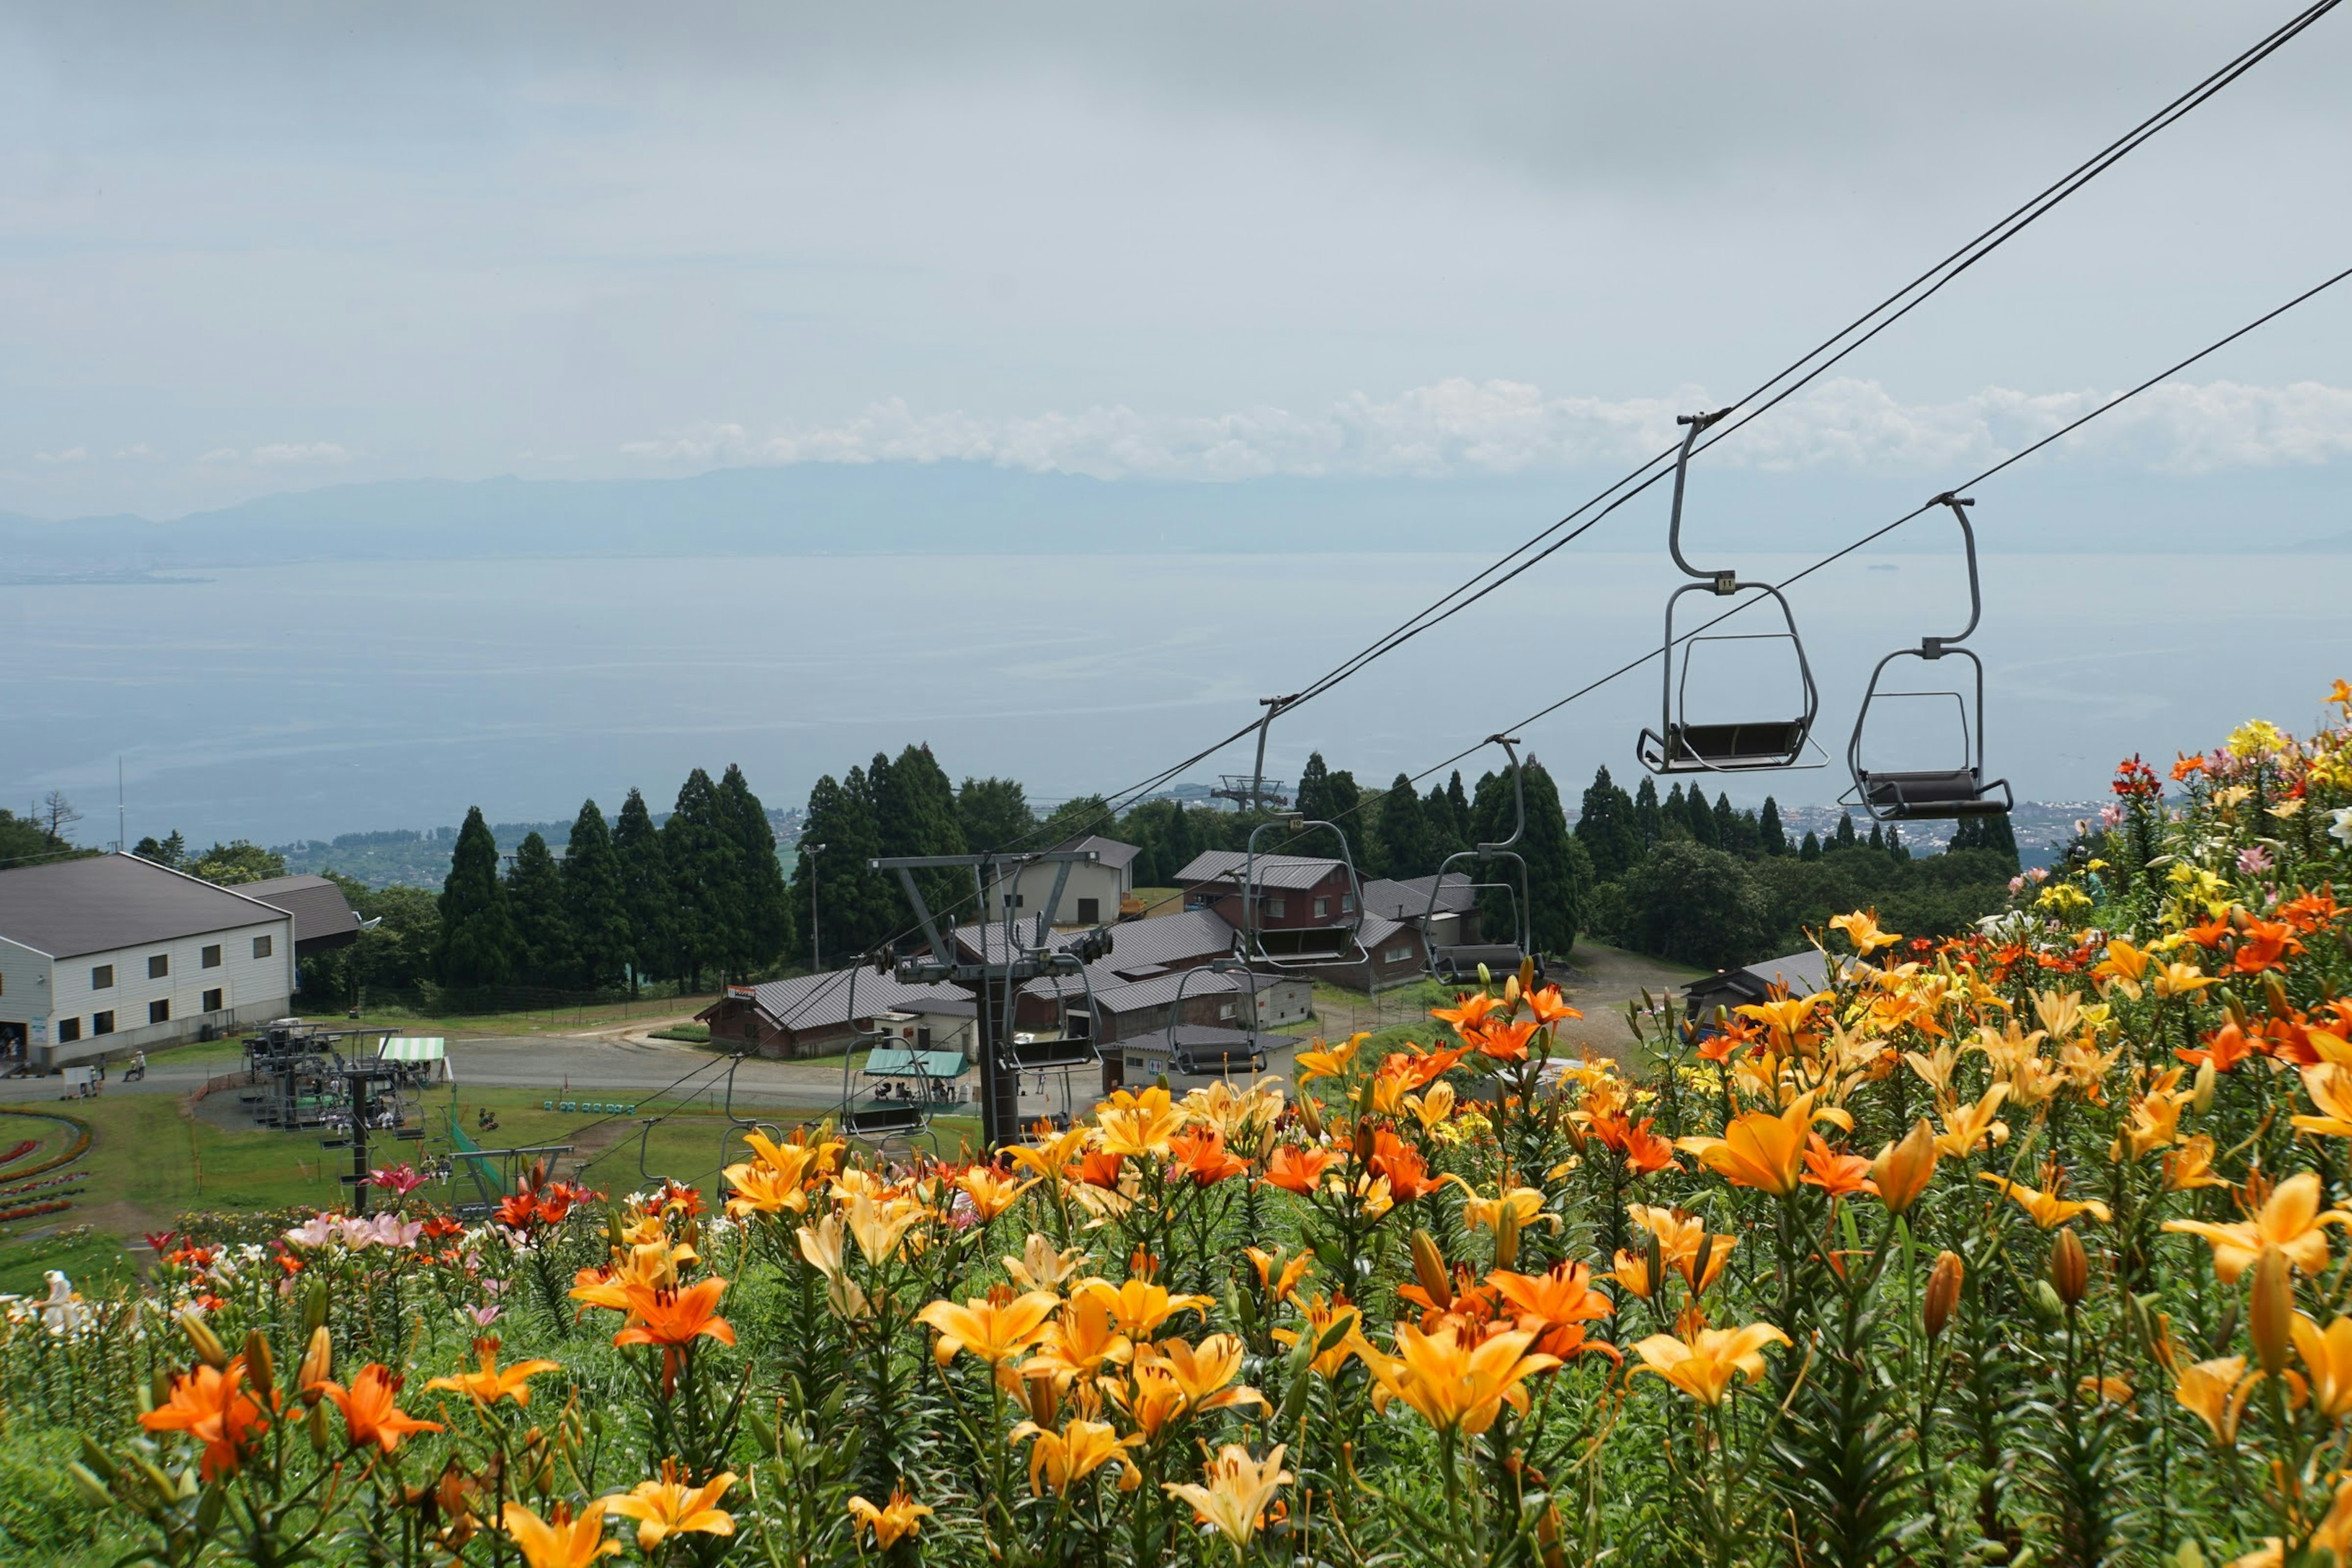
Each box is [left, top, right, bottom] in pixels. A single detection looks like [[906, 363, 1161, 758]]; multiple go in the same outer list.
[[1428, 943, 1534, 985], [1672, 720, 1809, 767], [1253, 924, 1358, 963], [1007, 1037, 1099, 1072], [1856, 767, 2014, 820], [843, 1101, 928, 1136]]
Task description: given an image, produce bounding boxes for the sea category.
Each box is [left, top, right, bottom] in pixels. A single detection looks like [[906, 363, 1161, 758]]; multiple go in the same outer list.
[[3, 551, 2340, 857]]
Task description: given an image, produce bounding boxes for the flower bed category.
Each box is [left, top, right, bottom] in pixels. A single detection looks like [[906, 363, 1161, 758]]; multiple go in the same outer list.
[[17, 681, 2352, 1567]]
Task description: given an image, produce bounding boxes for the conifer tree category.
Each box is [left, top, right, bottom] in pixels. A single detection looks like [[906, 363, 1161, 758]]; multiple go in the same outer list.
[[1685, 785, 1720, 848], [435, 807, 516, 987], [562, 799, 632, 992], [1471, 760, 1588, 957], [1295, 753, 1365, 869], [1834, 812, 1858, 851], [1713, 792, 1744, 854], [718, 764, 793, 982], [1634, 775, 1662, 847], [1376, 774, 1431, 879], [503, 831, 570, 987], [873, 745, 969, 921], [1868, 821, 1885, 853], [1446, 774, 1471, 845], [1161, 802, 1200, 885], [1800, 829, 1822, 861], [793, 769, 889, 967], [1424, 782, 1464, 865], [612, 788, 672, 994], [1760, 797, 1788, 856], [663, 769, 731, 990], [1575, 765, 1643, 881]]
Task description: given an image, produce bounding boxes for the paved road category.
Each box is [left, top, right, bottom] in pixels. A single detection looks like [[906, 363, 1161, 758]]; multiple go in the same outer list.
[[94, 1031, 1317, 1125]]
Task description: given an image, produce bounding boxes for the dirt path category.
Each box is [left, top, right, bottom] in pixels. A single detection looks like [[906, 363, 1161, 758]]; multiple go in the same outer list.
[[1548, 942, 1708, 1061]]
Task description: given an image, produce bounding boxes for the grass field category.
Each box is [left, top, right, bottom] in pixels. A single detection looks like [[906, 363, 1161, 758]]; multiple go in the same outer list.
[[0, 1078, 971, 1294], [326, 992, 720, 1038]]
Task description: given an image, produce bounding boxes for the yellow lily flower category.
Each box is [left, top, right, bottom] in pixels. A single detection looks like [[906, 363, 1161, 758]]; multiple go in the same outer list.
[[2293, 1065, 2352, 1140], [1829, 910, 1901, 955], [1095, 1086, 1185, 1158], [845, 1192, 927, 1267], [1077, 1276, 1216, 1339], [1244, 1245, 1312, 1306], [2162, 1134, 2231, 1193], [2090, 940, 2149, 1000], [1676, 1093, 1825, 1197], [915, 1289, 1062, 1368], [602, 1464, 735, 1554], [2173, 1355, 2260, 1447], [952, 1166, 1038, 1223], [2293, 1312, 2352, 1419], [499, 1500, 619, 1568], [2152, 962, 2221, 1000], [1294, 1033, 1366, 1086], [1163, 1444, 1293, 1547], [1008, 1417, 1143, 1495], [1004, 1233, 1091, 1293], [424, 1337, 561, 1409], [846, 1482, 933, 1550], [1022, 1291, 1135, 1385], [1979, 1173, 2111, 1229], [2166, 1172, 2352, 1282], [1006, 1125, 1091, 1181], [722, 1161, 810, 1218], [1934, 1085, 2011, 1158], [1272, 1295, 1364, 1380], [1631, 1322, 1792, 1406], [1367, 1324, 1561, 1436]]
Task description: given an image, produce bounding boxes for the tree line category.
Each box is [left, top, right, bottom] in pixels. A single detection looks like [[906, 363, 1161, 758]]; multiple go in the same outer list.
[[1571, 764, 2022, 970], [791, 744, 1594, 965]]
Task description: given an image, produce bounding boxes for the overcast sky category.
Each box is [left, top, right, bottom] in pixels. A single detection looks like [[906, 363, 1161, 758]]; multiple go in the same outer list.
[[4, 1, 2349, 520]]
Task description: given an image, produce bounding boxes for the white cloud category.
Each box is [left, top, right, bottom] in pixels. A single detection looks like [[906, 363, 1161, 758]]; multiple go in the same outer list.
[[33, 445, 88, 464], [618, 377, 2352, 483], [248, 441, 353, 467], [112, 443, 164, 461], [197, 447, 243, 464]]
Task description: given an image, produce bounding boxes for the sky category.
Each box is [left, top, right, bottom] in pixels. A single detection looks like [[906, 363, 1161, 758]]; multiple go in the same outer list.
[[4, 1, 2350, 522]]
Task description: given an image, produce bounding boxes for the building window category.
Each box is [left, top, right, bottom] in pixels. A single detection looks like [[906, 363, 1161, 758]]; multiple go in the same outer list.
[[58, 1017, 81, 1044], [1341, 894, 1355, 913], [1267, 897, 1287, 918], [202, 988, 224, 1012], [148, 954, 170, 979], [149, 999, 172, 1025], [92, 964, 115, 989], [93, 1011, 115, 1036], [1385, 946, 1412, 963], [202, 944, 222, 968], [1313, 897, 1330, 918], [253, 935, 274, 959], [1076, 897, 1100, 924]]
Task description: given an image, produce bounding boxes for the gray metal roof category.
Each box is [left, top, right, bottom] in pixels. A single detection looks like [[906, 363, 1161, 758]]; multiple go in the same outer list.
[[1359, 873, 1477, 922], [1049, 834, 1142, 872], [237, 875, 361, 950], [721, 967, 974, 1034], [0, 852, 293, 960], [1684, 948, 1836, 1003], [1034, 964, 1265, 1016], [1176, 850, 1346, 892]]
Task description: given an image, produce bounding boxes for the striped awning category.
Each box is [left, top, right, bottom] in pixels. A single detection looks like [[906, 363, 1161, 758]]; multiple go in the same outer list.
[[379, 1036, 447, 1063]]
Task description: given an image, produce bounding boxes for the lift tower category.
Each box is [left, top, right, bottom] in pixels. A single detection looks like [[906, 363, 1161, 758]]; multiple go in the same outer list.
[[869, 849, 1113, 1150]]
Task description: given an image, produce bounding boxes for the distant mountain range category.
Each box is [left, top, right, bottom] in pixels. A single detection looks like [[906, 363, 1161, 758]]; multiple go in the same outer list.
[[2, 459, 2342, 578]]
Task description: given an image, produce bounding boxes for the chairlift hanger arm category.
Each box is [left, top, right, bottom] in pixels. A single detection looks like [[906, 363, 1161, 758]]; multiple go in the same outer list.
[[1667, 410, 1738, 591], [1922, 494, 1982, 655]]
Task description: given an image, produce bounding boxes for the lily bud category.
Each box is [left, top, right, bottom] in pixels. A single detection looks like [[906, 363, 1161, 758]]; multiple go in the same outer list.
[[242, 1330, 274, 1402], [1871, 1119, 1940, 1215], [297, 1325, 334, 1404], [2251, 1245, 2293, 1376], [307, 1399, 330, 1453], [2191, 1060, 2217, 1116], [2048, 1228, 2089, 1308], [1409, 1230, 1453, 1311], [67, 1461, 113, 1510], [301, 1280, 330, 1338], [178, 1309, 228, 1370], [1924, 1250, 1964, 1341], [1493, 1204, 1523, 1270], [1296, 1094, 1323, 1140]]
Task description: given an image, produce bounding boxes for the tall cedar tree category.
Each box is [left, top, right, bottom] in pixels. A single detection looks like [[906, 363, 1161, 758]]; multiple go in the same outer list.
[[1575, 765, 1643, 880], [1760, 797, 1789, 856], [612, 789, 671, 993], [1634, 775, 1662, 846], [1800, 829, 1823, 861], [718, 764, 793, 981], [1470, 758, 1589, 958], [793, 769, 889, 967], [1444, 774, 1471, 850], [1294, 754, 1366, 871], [1835, 812, 1858, 850], [1375, 774, 1431, 879], [435, 807, 516, 987], [873, 746, 970, 925], [663, 768, 733, 989], [504, 831, 570, 987], [957, 777, 1034, 856], [562, 800, 633, 992]]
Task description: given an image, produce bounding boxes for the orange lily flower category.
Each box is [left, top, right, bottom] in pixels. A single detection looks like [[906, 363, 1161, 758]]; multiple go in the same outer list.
[[1631, 1322, 1791, 1406], [847, 1482, 933, 1550], [916, 1287, 1061, 1368], [500, 1500, 619, 1568], [603, 1463, 736, 1553], [1008, 1417, 1143, 1495], [1487, 1261, 1620, 1361], [1367, 1324, 1561, 1436], [426, 1337, 562, 1409], [612, 1279, 736, 1348], [139, 1357, 269, 1480], [1978, 1173, 2111, 1229], [1262, 1144, 1342, 1194], [1676, 1093, 1828, 1197], [1168, 1127, 1250, 1187], [320, 1363, 444, 1452], [1367, 1130, 1444, 1202], [1799, 1133, 1877, 1197], [1245, 1245, 1313, 1305], [1096, 1085, 1185, 1158]]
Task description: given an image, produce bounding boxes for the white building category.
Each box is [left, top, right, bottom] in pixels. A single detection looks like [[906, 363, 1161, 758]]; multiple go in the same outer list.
[[984, 835, 1140, 929], [0, 853, 299, 1069]]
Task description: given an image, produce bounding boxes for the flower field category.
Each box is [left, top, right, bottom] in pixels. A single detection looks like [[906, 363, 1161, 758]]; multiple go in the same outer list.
[[9, 683, 2352, 1566]]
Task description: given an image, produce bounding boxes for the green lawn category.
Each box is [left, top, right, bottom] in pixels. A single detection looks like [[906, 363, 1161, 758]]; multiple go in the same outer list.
[[329, 992, 720, 1038]]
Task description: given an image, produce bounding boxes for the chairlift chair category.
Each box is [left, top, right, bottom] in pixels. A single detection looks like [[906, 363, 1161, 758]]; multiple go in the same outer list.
[[835, 960, 938, 1143], [1161, 959, 1272, 1078], [1422, 734, 1543, 986], [1637, 411, 1826, 775], [992, 875, 1105, 1079], [1844, 494, 2015, 822]]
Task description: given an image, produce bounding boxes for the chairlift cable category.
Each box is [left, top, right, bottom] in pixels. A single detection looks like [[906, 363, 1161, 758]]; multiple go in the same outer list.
[[1277, 0, 2341, 715]]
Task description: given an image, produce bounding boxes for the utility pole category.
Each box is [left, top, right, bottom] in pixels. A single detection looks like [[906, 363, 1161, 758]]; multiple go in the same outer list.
[[804, 842, 828, 971], [869, 849, 1112, 1150]]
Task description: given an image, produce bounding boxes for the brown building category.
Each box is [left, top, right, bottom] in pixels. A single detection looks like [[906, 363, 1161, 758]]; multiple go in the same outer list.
[[699, 968, 976, 1060], [1174, 850, 1425, 991]]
